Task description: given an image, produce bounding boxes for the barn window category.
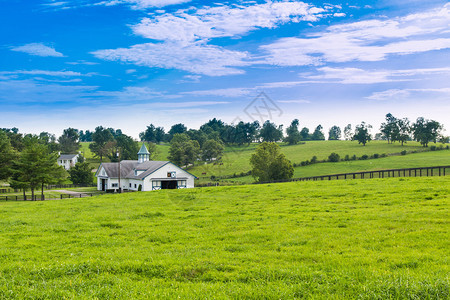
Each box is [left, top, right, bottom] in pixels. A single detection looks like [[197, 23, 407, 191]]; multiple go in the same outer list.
[[112, 183, 118, 188]]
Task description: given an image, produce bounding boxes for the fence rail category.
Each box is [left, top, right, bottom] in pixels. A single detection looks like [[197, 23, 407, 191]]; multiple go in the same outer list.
[[0, 193, 97, 201], [255, 165, 450, 185], [0, 184, 96, 194]]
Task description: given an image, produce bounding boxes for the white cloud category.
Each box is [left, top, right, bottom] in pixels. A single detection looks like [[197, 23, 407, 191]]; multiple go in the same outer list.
[[0, 70, 86, 77], [261, 3, 450, 66], [367, 87, 450, 100], [10, 43, 64, 57], [95, 0, 191, 9], [277, 99, 310, 103], [92, 42, 249, 76], [182, 87, 252, 97], [132, 1, 325, 43], [306, 67, 450, 84]]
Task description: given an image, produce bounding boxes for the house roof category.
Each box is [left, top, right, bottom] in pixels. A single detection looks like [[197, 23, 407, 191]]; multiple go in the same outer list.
[[138, 144, 150, 155], [58, 154, 78, 160]]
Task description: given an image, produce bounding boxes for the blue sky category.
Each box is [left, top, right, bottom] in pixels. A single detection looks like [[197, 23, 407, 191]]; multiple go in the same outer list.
[[1, 0, 449, 138]]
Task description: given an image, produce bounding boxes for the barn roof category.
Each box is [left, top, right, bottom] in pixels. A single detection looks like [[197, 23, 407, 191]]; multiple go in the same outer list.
[[98, 160, 171, 179]]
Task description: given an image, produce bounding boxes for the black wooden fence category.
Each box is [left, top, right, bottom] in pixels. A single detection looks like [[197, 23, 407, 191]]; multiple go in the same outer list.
[[255, 165, 450, 185], [0, 184, 96, 194], [0, 193, 97, 201]]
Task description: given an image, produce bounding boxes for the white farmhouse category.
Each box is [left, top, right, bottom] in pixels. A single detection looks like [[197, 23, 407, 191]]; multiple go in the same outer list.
[[95, 144, 196, 192], [57, 153, 79, 170]]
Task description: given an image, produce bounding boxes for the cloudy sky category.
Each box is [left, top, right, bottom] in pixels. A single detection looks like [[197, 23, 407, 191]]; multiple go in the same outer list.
[[1, 0, 449, 138]]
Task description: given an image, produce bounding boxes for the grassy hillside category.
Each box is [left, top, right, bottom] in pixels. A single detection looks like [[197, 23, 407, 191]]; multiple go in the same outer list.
[[1, 177, 449, 298], [190, 141, 431, 178], [232, 150, 450, 183]]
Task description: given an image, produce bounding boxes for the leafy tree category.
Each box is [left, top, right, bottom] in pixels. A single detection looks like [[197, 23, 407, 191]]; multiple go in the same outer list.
[[201, 139, 224, 161], [168, 133, 200, 167], [259, 121, 283, 142], [343, 124, 352, 141], [380, 113, 398, 144], [353, 122, 372, 146], [0, 130, 16, 181], [300, 127, 310, 141], [328, 152, 340, 162], [79, 130, 93, 142], [200, 118, 225, 134], [168, 123, 187, 141], [69, 161, 94, 185], [394, 118, 411, 146], [112, 134, 140, 161], [186, 129, 208, 147], [89, 126, 115, 162], [328, 126, 341, 140], [250, 142, 293, 182], [58, 128, 80, 154], [1, 128, 24, 151], [311, 125, 325, 140], [412, 117, 443, 147], [285, 119, 301, 145]]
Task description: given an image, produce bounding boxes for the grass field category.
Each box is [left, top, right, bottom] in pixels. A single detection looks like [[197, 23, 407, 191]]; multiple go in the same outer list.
[[231, 150, 450, 183], [1, 177, 449, 298], [190, 141, 434, 179]]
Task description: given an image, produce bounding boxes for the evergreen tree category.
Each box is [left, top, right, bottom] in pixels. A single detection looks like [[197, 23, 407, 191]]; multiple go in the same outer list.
[[69, 161, 94, 185]]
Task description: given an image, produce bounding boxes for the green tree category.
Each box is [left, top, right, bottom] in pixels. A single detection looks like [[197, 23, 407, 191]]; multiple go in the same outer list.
[[380, 113, 398, 144], [168, 133, 200, 167], [201, 139, 224, 161], [259, 121, 283, 142], [394, 118, 411, 146], [11, 138, 63, 200], [285, 119, 301, 145], [1, 128, 24, 151], [0, 131, 16, 181], [89, 126, 115, 162], [412, 117, 443, 147], [343, 124, 352, 141], [250, 142, 294, 182], [168, 123, 187, 141], [300, 127, 310, 141], [69, 161, 94, 185], [109, 134, 140, 161], [328, 126, 341, 140], [311, 125, 325, 140], [58, 128, 81, 154], [353, 122, 372, 146]]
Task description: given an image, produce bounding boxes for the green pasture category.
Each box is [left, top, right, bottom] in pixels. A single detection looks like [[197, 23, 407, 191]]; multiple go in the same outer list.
[[0, 177, 449, 299], [230, 150, 450, 184], [190, 141, 430, 178]]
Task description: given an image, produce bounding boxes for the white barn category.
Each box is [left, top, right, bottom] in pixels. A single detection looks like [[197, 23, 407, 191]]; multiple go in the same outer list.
[[57, 153, 79, 170], [95, 144, 196, 192]]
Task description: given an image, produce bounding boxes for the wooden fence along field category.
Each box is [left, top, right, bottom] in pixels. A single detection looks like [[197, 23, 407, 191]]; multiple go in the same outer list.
[[0, 193, 97, 201], [256, 165, 450, 184]]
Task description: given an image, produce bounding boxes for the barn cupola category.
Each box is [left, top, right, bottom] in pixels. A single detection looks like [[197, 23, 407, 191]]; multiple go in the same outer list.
[[138, 144, 150, 163]]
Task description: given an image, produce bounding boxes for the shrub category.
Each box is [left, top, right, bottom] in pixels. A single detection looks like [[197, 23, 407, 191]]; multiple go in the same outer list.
[[430, 145, 437, 151], [351, 155, 357, 161], [373, 153, 379, 159], [344, 154, 350, 161], [328, 152, 340, 162], [360, 154, 369, 160], [400, 150, 407, 155], [138, 184, 142, 191], [311, 156, 318, 164], [381, 153, 387, 158]]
